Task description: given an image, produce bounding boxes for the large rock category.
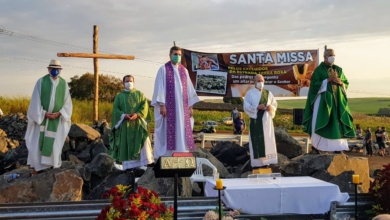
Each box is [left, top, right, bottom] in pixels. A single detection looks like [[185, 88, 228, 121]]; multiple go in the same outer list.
[[281, 154, 370, 193], [0, 168, 83, 203], [136, 167, 175, 197], [327, 155, 370, 192], [210, 141, 249, 167], [68, 124, 101, 141], [87, 153, 114, 178], [275, 126, 302, 158], [50, 170, 83, 201], [87, 170, 135, 200]]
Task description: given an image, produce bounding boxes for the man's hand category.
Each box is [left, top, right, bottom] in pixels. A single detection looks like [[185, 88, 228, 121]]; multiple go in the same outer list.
[[257, 104, 266, 110], [265, 105, 273, 112], [129, 113, 138, 121], [328, 71, 338, 83], [334, 78, 343, 86], [45, 112, 53, 119], [45, 112, 61, 120], [189, 107, 193, 117], [54, 112, 61, 119], [125, 114, 132, 120], [160, 105, 166, 117]]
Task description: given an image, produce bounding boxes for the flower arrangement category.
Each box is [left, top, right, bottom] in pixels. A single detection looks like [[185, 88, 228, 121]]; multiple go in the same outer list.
[[96, 185, 173, 220], [203, 208, 240, 220]]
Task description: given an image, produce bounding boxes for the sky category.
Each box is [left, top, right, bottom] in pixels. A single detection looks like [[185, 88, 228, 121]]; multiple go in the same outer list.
[[1, 0, 390, 100]]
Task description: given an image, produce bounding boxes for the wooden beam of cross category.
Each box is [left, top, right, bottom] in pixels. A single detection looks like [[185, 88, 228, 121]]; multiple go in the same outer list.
[[58, 25, 135, 124]]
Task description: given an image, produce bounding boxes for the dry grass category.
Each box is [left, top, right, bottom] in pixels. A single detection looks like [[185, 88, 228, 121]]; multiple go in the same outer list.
[[1, 97, 389, 132]]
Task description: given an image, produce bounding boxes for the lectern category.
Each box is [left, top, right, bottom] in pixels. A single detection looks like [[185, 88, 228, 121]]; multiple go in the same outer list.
[[153, 155, 196, 220]]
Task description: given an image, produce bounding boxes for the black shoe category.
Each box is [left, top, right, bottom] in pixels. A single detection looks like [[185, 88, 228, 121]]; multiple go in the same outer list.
[[147, 162, 155, 167], [334, 151, 342, 154], [310, 146, 320, 154], [126, 169, 135, 175]]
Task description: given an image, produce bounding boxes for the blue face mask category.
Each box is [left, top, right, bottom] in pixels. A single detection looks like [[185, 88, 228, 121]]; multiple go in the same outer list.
[[172, 55, 181, 64], [50, 69, 59, 77]]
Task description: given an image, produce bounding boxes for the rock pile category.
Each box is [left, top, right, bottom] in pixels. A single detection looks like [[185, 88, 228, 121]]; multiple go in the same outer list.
[[0, 114, 28, 174], [0, 114, 371, 204]]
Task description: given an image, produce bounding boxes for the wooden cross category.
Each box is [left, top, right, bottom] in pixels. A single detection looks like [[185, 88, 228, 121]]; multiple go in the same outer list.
[[58, 25, 135, 124]]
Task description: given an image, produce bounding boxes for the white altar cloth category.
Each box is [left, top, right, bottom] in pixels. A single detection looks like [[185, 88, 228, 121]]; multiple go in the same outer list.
[[205, 176, 349, 215]]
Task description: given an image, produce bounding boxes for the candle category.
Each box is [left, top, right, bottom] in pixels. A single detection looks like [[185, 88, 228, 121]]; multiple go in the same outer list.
[[352, 174, 360, 184], [216, 179, 223, 189]]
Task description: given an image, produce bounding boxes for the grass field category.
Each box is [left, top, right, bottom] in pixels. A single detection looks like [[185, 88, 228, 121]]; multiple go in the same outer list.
[[277, 97, 390, 115]]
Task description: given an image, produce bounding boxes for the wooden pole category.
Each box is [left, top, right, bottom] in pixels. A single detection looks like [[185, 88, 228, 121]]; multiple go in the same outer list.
[[57, 53, 134, 60], [93, 25, 99, 124], [57, 25, 135, 124]]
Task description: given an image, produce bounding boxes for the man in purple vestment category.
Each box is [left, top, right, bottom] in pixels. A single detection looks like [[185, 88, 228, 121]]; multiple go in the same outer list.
[[151, 46, 200, 159]]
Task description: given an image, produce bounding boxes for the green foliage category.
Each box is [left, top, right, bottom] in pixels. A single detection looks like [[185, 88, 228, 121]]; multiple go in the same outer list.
[[223, 97, 243, 104], [378, 108, 390, 116], [68, 73, 123, 102], [369, 163, 390, 214]]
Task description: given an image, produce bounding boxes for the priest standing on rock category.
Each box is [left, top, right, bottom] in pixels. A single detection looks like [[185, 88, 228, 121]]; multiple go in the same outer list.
[[302, 48, 355, 153], [109, 75, 154, 171], [25, 60, 73, 175], [244, 74, 278, 169], [152, 46, 200, 159]]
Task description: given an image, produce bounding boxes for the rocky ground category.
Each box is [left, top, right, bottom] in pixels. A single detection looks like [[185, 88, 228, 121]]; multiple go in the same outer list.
[[1, 113, 387, 204]]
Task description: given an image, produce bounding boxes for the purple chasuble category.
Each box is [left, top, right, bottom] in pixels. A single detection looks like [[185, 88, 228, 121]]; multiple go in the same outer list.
[[165, 62, 195, 151]]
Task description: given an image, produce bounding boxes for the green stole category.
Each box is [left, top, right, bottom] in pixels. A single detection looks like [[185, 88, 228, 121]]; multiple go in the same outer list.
[[39, 75, 66, 156], [249, 89, 269, 159]]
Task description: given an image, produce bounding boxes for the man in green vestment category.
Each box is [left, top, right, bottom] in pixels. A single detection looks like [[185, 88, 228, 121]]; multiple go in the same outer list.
[[110, 75, 154, 171], [302, 49, 355, 152], [244, 74, 278, 169]]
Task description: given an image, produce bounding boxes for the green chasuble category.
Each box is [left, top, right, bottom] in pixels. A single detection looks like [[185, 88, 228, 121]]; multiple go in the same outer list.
[[302, 62, 356, 139], [39, 75, 66, 156], [249, 89, 269, 159], [109, 89, 150, 162]]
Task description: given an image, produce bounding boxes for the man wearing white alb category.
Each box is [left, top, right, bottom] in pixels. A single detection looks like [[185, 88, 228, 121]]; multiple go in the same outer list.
[[152, 46, 200, 158], [244, 74, 278, 169], [25, 60, 72, 175]]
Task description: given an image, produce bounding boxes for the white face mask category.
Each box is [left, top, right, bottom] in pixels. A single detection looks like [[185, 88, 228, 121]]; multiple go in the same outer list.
[[327, 56, 335, 64], [124, 82, 134, 90], [256, 82, 264, 89]]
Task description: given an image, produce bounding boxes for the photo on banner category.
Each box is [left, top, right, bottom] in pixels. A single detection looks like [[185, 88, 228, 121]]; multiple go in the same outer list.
[[181, 49, 319, 97]]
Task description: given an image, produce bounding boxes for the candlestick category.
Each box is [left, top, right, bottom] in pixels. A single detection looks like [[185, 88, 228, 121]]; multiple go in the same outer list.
[[212, 186, 226, 220], [216, 179, 223, 189], [352, 174, 360, 184]]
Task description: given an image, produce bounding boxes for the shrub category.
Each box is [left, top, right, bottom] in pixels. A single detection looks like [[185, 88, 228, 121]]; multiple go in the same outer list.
[[369, 163, 390, 214]]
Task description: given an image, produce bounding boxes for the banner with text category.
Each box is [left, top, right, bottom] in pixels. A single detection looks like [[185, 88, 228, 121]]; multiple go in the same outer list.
[[181, 49, 319, 97]]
